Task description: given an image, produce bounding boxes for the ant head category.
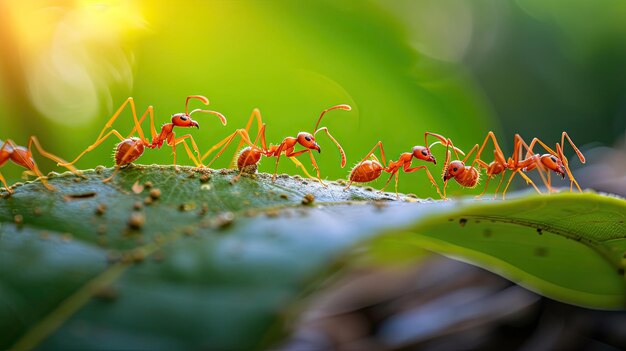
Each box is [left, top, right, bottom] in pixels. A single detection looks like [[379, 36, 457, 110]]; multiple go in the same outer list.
[[297, 132, 320, 153], [540, 154, 566, 179], [443, 160, 464, 181], [171, 113, 199, 129], [412, 146, 436, 164]]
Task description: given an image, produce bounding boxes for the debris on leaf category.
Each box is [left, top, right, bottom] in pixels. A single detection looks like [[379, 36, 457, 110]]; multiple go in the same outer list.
[[95, 204, 107, 215], [128, 213, 145, 230], [149, 188, 161, 200], [64, 192, 97, 201], [179, 202, 196, 212], [131, 181, 144, 194], [214, 212, 235, 229], [13, 214, 23, 225], [302, 193, 315, 205]]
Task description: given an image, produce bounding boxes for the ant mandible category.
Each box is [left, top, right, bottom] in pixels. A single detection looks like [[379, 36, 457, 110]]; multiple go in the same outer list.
[[201, 104, 351, 186], [59, 95, 226, 182], [344, 133, 461, 198], [1, 137, 82, 194], [524, 132, 586, 193]]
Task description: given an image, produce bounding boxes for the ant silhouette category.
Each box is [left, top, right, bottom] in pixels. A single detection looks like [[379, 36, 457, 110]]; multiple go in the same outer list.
[[59, 95, 226, 182], [1, 137, 81, 194]]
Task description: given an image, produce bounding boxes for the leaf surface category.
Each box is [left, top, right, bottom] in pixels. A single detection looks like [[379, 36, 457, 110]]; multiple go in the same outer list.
[[0, 165, 623, 350]]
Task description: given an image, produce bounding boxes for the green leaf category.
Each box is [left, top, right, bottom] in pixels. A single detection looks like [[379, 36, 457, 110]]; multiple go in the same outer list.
[[0, 165, 624, 350]]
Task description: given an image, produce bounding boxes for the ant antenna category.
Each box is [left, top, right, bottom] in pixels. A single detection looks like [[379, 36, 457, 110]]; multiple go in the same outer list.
[[185, 95, 210, 115], [429, 141, 466, 157], [189, 109, 228, 126], [314, 104, 351, 134]]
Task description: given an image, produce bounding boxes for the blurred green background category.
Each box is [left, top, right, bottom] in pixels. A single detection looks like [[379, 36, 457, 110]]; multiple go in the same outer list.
[[0, 0, 624, 196]]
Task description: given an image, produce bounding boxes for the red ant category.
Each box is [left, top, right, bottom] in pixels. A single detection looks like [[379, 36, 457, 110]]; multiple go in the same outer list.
[[440, 139, 481, 198], [1, 137, 82, 194], [344, 133, 460, 198], [443, 132, 568, 199], [59, 95, 226, 182], [199, 109, 314, 179], [523, 132, 586, 193], [201, 104, 351, 185], [465, 132, 547, 199]]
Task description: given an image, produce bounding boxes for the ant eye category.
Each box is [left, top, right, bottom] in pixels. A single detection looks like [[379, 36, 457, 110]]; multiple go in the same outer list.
[[305, 136, 311, 142], [180, 116, 188, 121], [550, 156, 557, 162], [421, 150, 427, 156], [453, 167, 458, 172]]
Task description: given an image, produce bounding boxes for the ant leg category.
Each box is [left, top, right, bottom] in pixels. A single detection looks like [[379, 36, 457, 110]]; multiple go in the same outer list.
[[517, 139, 550, 192], [172, 134, 204, 166], [67, 98, 152, 167], [394, 171, 400, 198], [543, 170, 552, 193], [27, 136, 84, 178], [380, 171, 396, 192], [477, 175, 492, 199], [562, 132, 586, 164], [492, 172, 506, 199], [526, 137, 557, 157], [288, 157, 315, 179], [518, 170, 542, 194], [0, 171, 12, 194], [306, 150, 327, 186], [404, 165, 443, 198], [502, 171, 519, 200], [204, 130, 256, 168], [229, 109, 265, 166], [127, 105, 156, 141], [174, 138, 202, 167], [60, 129, 127, 166], [462, 144, 480, 164], [272, 144, 287, 182], [0, 142, 11, 192], [313, 127, 346, 168], [102, 167, 121, 183], [474, 132, 506, 164], [502, 168, 543, 200], [472, 159, 492, 198], [100, 97, 151, 144], [557, 143, 583, 193]]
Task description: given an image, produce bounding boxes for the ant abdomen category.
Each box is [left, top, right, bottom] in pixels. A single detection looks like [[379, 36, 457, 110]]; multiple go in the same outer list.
[[115, 138, 145, 166], [237, 147, 262, 170], [349, 160, 383, 183], [456, 166, 480, 188]]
